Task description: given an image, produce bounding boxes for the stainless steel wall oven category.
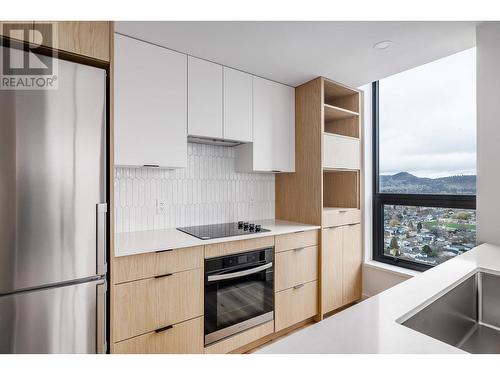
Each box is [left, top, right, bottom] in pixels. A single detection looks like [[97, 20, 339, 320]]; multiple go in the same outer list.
[[204, 248, 274, 345]]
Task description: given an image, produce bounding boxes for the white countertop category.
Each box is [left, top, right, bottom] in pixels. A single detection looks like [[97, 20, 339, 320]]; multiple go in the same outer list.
[[257, 243, 500, 354], [115, 219, 320, 257]]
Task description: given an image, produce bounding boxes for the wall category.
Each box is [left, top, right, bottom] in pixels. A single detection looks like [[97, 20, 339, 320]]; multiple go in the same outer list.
[[114, 142, 275, 233], [359, 83, 416, 298], [476, 22, 500, 246]]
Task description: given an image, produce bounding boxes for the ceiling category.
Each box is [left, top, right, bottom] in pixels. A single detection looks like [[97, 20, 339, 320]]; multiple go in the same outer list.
[[115, 21, 479, 88]]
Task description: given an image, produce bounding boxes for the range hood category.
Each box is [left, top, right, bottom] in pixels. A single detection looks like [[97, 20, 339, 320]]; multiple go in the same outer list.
[[188, 135, 243, 147]]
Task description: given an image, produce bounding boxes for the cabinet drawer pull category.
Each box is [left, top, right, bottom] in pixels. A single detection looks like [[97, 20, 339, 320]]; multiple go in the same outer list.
[[155, 324, 173, 333], [143, 164, 160, 168], [338, 210, 348, 213], [155, 248, 174, 253], [293, 247, 305, 252], [154, 272, 173, 279], [293, 283, 304, 290]]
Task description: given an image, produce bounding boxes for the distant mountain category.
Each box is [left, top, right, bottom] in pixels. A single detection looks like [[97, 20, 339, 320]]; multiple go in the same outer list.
[[379, 172, 476, 194]]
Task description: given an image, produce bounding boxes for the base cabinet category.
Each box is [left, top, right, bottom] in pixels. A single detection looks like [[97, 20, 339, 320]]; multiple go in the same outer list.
[[322, 227, 343, 311], [275, 280, 318, 331], [342, 224, 363, 305], [111, 230, 321, 353], [114, 316, 204, 354], [113, 268, 203, 343], [322, 224, 362, 313]]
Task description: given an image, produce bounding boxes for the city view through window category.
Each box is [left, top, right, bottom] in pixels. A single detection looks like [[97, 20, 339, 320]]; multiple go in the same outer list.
[[378, 48, 476, 267], [383, 205, 476, 266]]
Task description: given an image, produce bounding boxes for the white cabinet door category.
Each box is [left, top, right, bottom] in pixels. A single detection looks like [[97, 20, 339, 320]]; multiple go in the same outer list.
[[114, 33, 187, 168], [235, 77, 295, 172], [187, 56, 223, 139], [252, 77, 276, 171], [223, 67, 253, 142], [272, 82, 295, 172]]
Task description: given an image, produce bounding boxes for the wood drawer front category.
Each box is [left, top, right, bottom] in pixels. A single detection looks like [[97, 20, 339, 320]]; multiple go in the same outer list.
[[323, 134, 360, 170], [205, 236, 274, 258], [275, 230, 318, 253], [204, 320, 274, 354], [275, 281, 318, 331], [113, 268, 203, 342], [113, 316, 203, 354], [323, 209, 361, 228], [275, 246, 318, 292], [113, 246, 204, 284]]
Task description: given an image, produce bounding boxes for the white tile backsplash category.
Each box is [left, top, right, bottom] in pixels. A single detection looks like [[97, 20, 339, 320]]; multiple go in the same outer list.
[[114, 142, 275, 233]]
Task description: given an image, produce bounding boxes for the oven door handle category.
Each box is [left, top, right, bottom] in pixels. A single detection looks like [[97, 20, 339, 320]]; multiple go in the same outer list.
[[207, 262, 273, 282]]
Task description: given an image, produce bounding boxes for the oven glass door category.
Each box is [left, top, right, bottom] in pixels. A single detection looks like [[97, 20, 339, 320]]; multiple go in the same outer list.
[[205, 252, 274, 344]]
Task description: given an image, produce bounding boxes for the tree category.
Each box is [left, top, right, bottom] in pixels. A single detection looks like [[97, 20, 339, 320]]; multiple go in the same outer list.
[[389, 237, 400, 257], [422, 245, 438, 257], [417, 222, 423, 233], [422, 245, 432, 255], [453, 212, 471, 220]]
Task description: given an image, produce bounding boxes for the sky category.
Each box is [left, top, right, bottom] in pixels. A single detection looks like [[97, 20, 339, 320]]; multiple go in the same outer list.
[[379, 47, 476, 178]]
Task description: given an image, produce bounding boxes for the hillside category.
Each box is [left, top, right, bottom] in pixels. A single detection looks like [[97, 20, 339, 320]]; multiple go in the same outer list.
[[379, 172, 476, 194]]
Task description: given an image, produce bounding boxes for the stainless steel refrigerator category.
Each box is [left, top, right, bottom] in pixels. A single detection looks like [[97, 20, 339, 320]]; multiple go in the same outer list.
[[0, 47, 107, 354]]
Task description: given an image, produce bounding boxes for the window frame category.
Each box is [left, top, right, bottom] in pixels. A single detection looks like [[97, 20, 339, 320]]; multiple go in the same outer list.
[[372, 81, 476, 272]]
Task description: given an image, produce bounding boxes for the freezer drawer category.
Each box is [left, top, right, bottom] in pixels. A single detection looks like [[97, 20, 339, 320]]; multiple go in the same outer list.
[[0, 278, 106, 354], [0, 47, 107, 293]]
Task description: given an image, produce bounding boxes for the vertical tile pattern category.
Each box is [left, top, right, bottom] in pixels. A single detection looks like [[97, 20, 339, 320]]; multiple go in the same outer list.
[[115, 143, 275, 233]]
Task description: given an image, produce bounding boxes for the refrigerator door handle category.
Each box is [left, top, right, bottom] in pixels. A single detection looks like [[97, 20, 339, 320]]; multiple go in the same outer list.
[[96, 281, 107, 354], [96, 203, 108, 276]]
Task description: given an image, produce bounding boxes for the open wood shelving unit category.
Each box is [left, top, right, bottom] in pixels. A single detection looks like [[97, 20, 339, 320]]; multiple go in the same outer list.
[[276, 76, 363, 320]]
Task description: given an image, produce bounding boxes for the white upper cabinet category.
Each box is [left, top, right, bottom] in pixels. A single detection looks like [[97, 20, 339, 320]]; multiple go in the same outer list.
[[188, 56, 223, 139], [235, 77, 295, 173], [114, 33, 187, 168], [223, 67, 253, 142]]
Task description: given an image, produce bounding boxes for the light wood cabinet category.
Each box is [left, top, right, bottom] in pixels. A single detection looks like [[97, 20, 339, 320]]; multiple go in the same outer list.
[[235, 76, 295, 173], [113, 268, 203, 342], [113, 246, 204, 284], [0, 21, 33, 42], [342, 224, 363, 304], [114, 33, 187, 168], [275, 245, 318, 292], [205, 236, 274, 258], [114, 316, 204, 354], [275, 230, 318, 253], [31, 21, 110, 61], [204, 320, 274, 354], [188, 56, 223, 139], [1, 21, 110, 61], [323, 207, 361, 228], [322, 224, 362, 313], [275, 280, 318, 331], [274, 232, 319, 331], [322, 227, 343, 312], [223, 67, 253, 142]]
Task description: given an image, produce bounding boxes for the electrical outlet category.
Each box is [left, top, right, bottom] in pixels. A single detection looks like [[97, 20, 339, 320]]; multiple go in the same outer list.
[[156, 199, 167, 215]]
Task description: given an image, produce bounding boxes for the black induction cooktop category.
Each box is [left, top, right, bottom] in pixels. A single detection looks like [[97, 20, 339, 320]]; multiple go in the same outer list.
[[177, 222, 270, 240]]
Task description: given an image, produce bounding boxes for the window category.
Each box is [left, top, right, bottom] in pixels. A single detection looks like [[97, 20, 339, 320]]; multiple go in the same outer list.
[[373, 48, 477, 271]]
